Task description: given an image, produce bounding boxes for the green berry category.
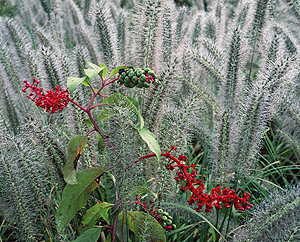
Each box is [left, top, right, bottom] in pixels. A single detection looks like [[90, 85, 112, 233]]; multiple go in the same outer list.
[[128, 71, 134, 78], [121, 72, 126, 78], [140, 74, 146, 82], [157, 209, 163, 214], [166, 219, 172, 226], [124, 82, 129, 87], [153, 74, 157, 79], [148, 70, 154, 75], [162, 216, 168, 221], [163, 212, 169, 216], [161, 222, 166, 227], [132, 76, 138, 84], [136, 70, 143, 77], [128, 82, 134, 88], [124, 76, 130, 83], [144, 68, 150, 72], [143, 82, 150, 88], [153, 80, 158, 85], [126, 70, 131, 75], [167, 215, 173, 220], [118, 78, 124, 84], [172, 224, 176, 229], [136, 83, 143, 88]]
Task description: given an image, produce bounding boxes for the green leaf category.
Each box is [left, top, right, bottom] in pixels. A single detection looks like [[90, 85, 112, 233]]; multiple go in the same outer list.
[[84, 119, 93, 128], [100, 93, 144, 130], [82, 202, 113, 226], [96, 109, 116, 123], [63, 135, 87, 185], [85, 62, 105, 82], [118, 211, 166, 242], [129, 186, 157, 199], [108, 66, 132, 79], [72, 228, 101, 242], [160, 202, 226, 242], [138, 128, 161, 163], [127, 97, 139, 110], [97, 136, 106, 155], [67, 77, 88, 94], [99, 63, 108, 80], [56, 167, 108, 232]]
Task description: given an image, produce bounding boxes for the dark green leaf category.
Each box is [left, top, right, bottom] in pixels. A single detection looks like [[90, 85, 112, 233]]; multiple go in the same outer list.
[[81, 202, 113, 226], [56, 167, 108, 231], [97, 136, 107, 154], [108, 66, 133, 79], [63, 135, 87, 185], [72, 228, 101, 242]]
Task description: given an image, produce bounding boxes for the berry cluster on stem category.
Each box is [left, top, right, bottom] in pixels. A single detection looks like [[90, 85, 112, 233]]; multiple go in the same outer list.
[[133, 198, 175, 232]]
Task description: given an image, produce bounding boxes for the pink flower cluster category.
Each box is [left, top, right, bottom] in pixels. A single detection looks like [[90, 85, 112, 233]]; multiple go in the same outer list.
[[164, 146, 253, 213], [22, 78, 69, 113]]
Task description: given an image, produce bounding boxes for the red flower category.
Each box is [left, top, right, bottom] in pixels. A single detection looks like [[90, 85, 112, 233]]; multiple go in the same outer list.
[[164, 146, 253, 212], [23, 78, 69, 113]]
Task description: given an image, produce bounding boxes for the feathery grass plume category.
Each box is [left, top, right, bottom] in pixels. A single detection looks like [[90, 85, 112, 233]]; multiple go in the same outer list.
[[0, 70, 21, 134], [285, 0, 300, 21], [0, 128, 48, 241], [1, 18, 40, 79], [76, 26, 101, 65], [247, 0, 271, 84], [131, 0, 162, 69], [235, 182, 300, 241], [161, 1, 174, 63], [91, 0, 120, 68], [115, 9, 128, 63], [142, 60, 178, 133], [173, 6, 188, 49], [39, 45, 65, 88], [230, 54, 298, 178], [276, 97, 300, 160], [103, 108, 146, 205]]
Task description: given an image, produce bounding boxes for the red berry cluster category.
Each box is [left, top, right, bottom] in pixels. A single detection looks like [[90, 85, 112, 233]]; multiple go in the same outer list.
[[133, 198, 175, 232], [22, 78, 69, 113], [164, 146, 253, 213]]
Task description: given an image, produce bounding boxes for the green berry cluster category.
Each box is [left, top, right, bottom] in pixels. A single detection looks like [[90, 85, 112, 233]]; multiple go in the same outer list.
[[157, 209, 176, 230], [117, 67, 158, 88]]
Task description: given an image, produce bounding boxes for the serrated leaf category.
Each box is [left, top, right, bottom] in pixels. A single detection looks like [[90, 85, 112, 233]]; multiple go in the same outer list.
[[81, 202, 113, 226], [56, 167, 109, 232], [67, 76, 88, 94], [63, 135, 87, 185], [100, 93, 144, 130], [72, 228, 101, 242], [108, 66, 132, 79], [138, 128, 161, 163], [118, 211, 166, 242]]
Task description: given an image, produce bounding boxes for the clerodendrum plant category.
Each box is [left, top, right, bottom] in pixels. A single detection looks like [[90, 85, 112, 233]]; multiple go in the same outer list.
[[21, 64, 252, 241], [0, 0, 300, 241]]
